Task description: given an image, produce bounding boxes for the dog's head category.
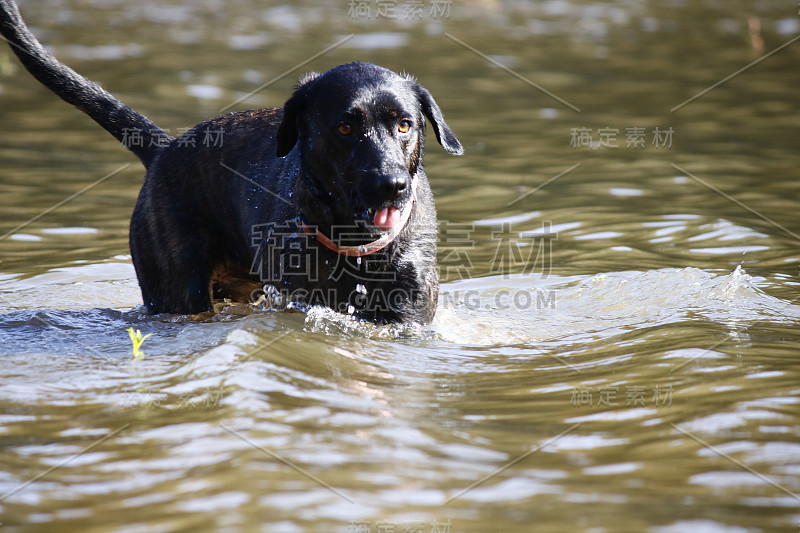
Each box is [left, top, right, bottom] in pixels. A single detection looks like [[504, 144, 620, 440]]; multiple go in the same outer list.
[[276, 62, 462, 240]]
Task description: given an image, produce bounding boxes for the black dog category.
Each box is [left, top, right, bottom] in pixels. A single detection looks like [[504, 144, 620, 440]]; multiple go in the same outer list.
[[0, 0, 462, 323]]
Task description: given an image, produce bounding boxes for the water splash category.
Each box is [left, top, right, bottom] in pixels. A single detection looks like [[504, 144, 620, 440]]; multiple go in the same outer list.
[[302, 267, 800, 347]]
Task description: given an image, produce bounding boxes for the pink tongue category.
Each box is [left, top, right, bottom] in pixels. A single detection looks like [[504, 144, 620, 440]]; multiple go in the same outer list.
[[373, 207, 401, 231]]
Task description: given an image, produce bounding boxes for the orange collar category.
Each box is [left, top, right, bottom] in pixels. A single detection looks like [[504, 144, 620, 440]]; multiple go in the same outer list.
[[301, 180, 417, 257]]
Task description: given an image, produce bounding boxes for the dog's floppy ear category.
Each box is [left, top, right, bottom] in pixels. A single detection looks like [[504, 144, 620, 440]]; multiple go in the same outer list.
[[414, 84, 464, 156], [276, 94, 302, 157], [276, 73, 320, 157]]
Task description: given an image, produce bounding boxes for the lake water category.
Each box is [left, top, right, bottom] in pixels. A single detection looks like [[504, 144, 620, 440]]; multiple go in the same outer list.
[[1, 1, 799, 531]]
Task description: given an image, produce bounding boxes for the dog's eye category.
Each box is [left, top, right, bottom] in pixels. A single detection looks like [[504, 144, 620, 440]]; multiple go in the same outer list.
[[338, 123, 352, 136], [398, 120, 411, 134]]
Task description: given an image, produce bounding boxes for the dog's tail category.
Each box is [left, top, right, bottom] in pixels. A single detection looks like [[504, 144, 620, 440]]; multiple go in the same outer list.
[[0, 0, 171, 167]]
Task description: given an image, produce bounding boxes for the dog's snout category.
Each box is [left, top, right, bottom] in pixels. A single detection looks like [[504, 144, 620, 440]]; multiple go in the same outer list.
[[376, 173, 408, 202]]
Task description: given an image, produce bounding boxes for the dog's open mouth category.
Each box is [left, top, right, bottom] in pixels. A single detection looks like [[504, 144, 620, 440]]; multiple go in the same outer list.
[[373, 206, 402, 231], [367, 177, 418, 234], [306, 197, 414, 257]]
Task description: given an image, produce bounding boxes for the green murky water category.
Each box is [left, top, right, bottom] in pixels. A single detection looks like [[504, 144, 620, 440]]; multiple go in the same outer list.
[[1, 1, 799, 531]]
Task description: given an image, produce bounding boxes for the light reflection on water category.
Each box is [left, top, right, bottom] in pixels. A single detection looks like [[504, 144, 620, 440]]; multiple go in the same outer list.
[[1, 0, 800, 531]]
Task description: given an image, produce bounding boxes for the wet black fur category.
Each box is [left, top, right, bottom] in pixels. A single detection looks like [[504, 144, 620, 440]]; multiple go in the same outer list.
[[0, 0, 462, 323]]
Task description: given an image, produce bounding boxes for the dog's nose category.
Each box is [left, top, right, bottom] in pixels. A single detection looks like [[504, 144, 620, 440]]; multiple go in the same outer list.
[[376, 173, 408, 202]]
